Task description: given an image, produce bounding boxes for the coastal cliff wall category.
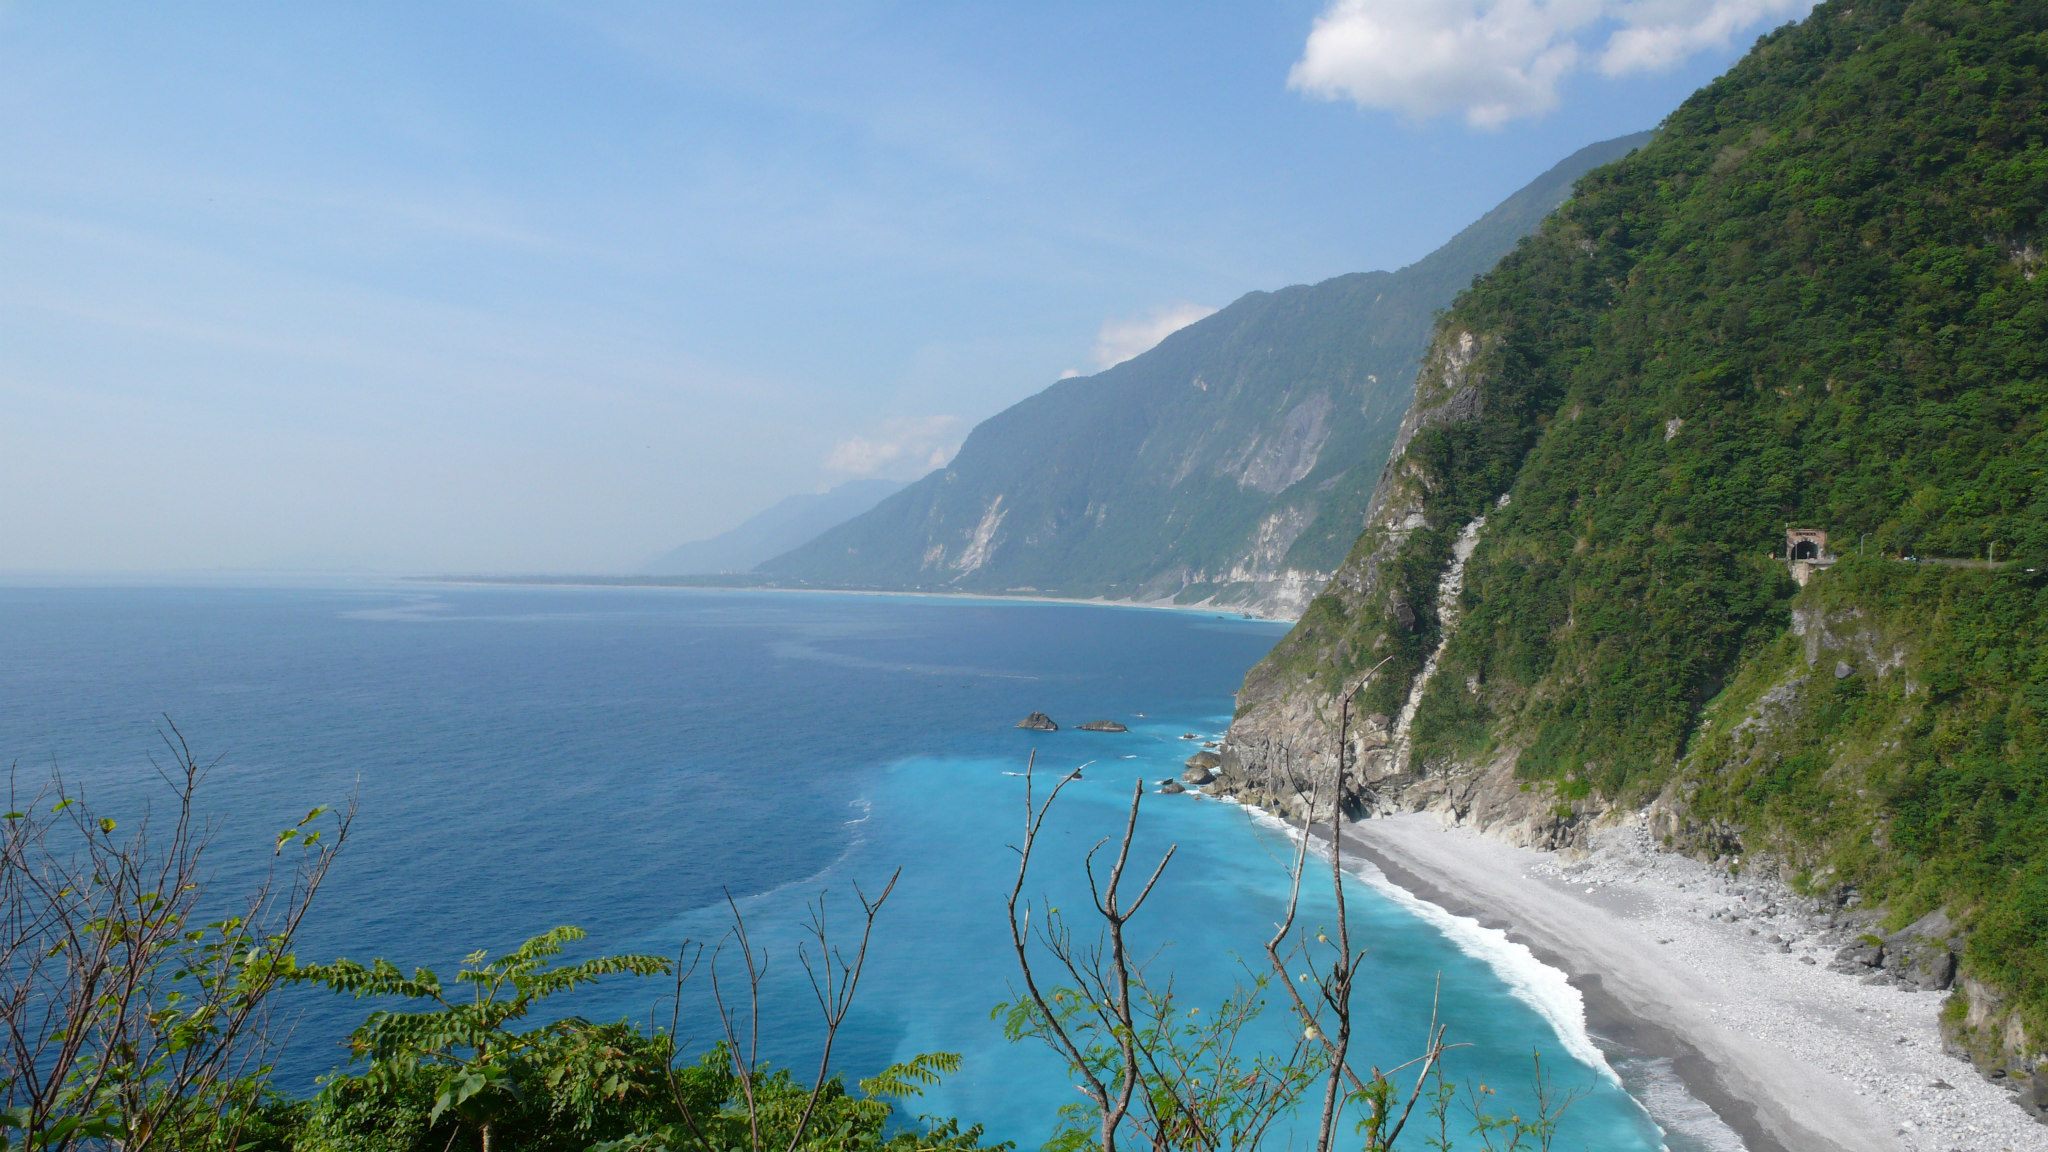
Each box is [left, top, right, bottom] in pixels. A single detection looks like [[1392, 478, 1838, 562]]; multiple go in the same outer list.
[[1222, 0, 2048, 1106]]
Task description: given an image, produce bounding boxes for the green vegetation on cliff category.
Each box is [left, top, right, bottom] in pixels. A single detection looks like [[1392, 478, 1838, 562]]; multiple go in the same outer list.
[[1248, 0, 2048, 1045]]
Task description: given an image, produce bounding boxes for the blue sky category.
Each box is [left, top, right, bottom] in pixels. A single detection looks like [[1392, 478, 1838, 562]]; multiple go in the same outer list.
[[1, 0, 1815, 573]]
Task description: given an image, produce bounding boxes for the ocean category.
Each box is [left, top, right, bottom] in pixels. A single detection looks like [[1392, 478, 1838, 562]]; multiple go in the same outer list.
[[0, 582, 1730, 1150]]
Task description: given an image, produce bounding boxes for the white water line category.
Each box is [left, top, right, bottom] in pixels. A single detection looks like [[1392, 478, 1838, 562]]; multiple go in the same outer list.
[[1389, 514, 1487, 775]]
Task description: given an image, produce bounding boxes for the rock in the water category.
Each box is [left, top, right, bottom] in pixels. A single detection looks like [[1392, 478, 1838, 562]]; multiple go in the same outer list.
[[1159, 780, 1186, 794], [1184, 750, 1222, 771], [1182, 764, 1216, 786], [1077, 720, 1128, 733], [1016, 712, 1059, 731]]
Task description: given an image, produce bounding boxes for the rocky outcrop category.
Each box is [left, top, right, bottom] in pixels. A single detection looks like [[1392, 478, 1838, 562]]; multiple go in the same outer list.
[[1827, 909, 1960, 992], [1077, 720, 1128, 733], [1015, 712, 1058, 731], [1942, 974, 2048, 1122]]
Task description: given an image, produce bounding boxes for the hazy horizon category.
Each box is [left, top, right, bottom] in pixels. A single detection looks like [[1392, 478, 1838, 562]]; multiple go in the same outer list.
[[2, 1, 1818, 575]]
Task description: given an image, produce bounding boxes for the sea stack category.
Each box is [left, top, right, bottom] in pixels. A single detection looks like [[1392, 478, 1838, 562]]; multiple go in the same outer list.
[[1077, 720, 1128, 732], [1015, 712, 1059, 731]]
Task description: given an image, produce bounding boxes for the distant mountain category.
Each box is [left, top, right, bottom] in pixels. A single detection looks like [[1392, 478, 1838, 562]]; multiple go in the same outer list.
[[756, 131, 1652, 617], [647, 478, 905, 575]]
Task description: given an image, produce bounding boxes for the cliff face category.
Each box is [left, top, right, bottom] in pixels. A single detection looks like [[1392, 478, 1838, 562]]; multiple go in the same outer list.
[[755, 133, 1651, 619], [1224, 0, 2048, 1079]]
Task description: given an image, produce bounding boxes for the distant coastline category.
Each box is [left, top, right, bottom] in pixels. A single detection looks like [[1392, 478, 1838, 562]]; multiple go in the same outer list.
[[410, 574, 1300, 623]]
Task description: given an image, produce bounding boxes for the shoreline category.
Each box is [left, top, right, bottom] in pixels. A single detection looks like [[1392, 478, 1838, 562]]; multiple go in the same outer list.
[[1335, 821, 1772, 1152], [417, 576, 1301, 623], [1313, 810, 2042, 1152]]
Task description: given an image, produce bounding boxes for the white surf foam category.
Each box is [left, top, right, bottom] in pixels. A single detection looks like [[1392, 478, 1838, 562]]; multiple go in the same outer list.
[[1617, 1056, 1747, 1152], [1237, 805, 1621, 1086]]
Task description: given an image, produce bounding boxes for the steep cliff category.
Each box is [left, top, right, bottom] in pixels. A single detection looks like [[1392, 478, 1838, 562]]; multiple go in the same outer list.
[[756, 132, 1651, 618], [1223, 0, 2047, 1082]]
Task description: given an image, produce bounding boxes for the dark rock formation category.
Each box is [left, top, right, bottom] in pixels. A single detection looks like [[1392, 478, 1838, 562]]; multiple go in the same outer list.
[[1182, 763, 1216, 786], [1184, 750, 1222, 771], [1883, 910, 1961, 991], [1943, 973, 2047, 1122], [1159, 780, 1186, 795], [1077, 720, 1128, 732], [1016, 712, 1058, 731], [1830, 910, 1960, 992], [1830, 939, 1885, 974]]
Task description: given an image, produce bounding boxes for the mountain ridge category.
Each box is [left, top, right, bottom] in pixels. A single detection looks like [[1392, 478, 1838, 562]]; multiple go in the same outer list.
[[647, 478, 905, 575], [755, 131, 1653, 617]]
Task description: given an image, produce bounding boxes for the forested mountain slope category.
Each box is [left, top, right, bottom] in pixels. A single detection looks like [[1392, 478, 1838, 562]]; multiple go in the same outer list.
[[756, 133, 1651, 617], [1223, 0, 2047, 1090]]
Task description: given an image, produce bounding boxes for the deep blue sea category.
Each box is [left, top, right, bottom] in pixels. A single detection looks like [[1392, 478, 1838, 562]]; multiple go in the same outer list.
[[0, 583, 1735, 1150]]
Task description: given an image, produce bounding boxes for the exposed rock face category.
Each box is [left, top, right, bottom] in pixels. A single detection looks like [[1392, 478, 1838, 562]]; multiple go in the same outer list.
[[1015, 712, 1058, 731], [1218, 322, 1555, 837], [1077, 720, 1128, 733], [1942, 973, 2048, 1121], [1828, 909, 1960, 992]]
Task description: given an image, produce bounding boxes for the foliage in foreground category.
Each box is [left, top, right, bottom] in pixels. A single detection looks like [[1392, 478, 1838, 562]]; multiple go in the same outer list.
[[3, 738, 1598, 1152], [0, 753, 1001, 1152], [268, 1027, 997, 1152]]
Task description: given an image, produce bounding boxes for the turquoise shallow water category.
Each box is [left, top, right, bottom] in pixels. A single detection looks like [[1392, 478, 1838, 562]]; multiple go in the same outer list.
[[0, 583, 1695, 1149]]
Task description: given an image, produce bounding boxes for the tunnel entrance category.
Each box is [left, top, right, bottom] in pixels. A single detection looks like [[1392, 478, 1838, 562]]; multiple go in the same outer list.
[[1785, 528, 1834, 585]]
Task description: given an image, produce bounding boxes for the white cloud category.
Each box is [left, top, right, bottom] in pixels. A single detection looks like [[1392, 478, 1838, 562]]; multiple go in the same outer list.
[[823, 414, 965, 478], [1289, 0, 1817, 128], [1091, 302, 1217, 371], [1598, 0, 1816, 75]]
